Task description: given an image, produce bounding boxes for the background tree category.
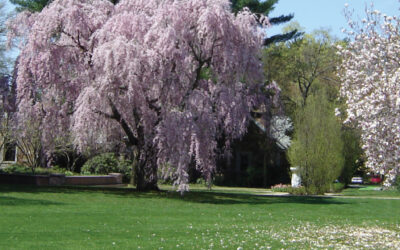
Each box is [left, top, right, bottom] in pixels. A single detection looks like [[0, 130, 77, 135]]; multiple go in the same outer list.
[[0, 0, 16, 166], [9, 0, 272, 191], [230, 0, 301, 45], [288, 90, 344, 194], [9, 0, 50, 12], [339, 127, 363, 185], [231, 0, 278, 14], [263, 27, 342, 117], [263, 27, 364, 187], [338, 4, 400, 185], [12, 117, 42, 173], [0, 0, 10, 74], [10, 0, 121, 12]]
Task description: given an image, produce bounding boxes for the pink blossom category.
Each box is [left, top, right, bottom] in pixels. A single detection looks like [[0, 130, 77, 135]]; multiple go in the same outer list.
[[9, 0, 273, 190]]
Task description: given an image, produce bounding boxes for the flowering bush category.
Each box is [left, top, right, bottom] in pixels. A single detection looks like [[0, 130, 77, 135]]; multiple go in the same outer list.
[[271, 183, 291, 192]]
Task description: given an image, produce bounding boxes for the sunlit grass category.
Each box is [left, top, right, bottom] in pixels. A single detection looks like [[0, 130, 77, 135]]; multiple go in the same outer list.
[[341, 185, 400, 197], [0, 185, 399, 249]]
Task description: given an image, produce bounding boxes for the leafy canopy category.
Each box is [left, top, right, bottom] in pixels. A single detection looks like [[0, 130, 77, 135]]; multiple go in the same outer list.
[[288, 91, 344, 194]]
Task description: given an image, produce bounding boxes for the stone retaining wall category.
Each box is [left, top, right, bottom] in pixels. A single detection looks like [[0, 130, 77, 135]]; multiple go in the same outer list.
[[65, 174, 122, 185]]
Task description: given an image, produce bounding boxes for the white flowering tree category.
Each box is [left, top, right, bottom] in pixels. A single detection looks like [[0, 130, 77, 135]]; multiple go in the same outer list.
[[338, 4, 400, 185]]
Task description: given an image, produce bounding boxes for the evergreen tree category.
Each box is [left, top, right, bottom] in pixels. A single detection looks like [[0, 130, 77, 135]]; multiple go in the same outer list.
[[231, 0, 301, 45], [10, 0, 120, 12], [9, 0, 50, 12], [231, 0, 278, 15]]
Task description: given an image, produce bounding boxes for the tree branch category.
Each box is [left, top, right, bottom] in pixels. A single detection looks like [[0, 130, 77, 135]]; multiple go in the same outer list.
[[95, 98, 139, 146]]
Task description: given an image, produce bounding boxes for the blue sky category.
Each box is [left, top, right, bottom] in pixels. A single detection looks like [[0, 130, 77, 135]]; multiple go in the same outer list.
[[4, 0, 13, 12], [268, 0, 399, 39]]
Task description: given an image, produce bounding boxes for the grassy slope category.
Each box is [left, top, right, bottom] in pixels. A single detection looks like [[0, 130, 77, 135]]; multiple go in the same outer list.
[[0, 185, 399, 249]]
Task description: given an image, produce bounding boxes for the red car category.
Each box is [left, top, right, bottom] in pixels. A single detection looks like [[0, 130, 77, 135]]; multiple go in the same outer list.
[[370, 176, 382, 184]]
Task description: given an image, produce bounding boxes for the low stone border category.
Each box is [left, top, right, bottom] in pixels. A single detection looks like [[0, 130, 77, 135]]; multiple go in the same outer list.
[[0, 173, 122, 186], [65, 173, 122, 186]]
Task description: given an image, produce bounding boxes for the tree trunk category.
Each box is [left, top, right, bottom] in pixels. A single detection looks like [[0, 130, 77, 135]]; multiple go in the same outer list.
[[129, 147, 137, 187], [130, 157, 137, 187], [135, 148, 159, 191], [135, 160, 159, 191], [106, 100, 159, 191]]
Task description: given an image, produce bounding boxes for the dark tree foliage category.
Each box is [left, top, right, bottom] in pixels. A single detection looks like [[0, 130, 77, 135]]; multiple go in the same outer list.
[[231, 0, 278, 15], [10, 0, 120, 12], [10, 0, 51, 12], [230, 0, 301, 46], [264, 29, 303, 46], [269, 14, 293, 25]]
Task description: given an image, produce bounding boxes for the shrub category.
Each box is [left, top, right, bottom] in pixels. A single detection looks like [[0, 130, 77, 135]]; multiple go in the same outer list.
[[288, 91, 344, 195], [395, 176, 400, 192], [245, 165, 264, 187], [339, 128, 363, 186], [0, 164, 77, 176], [330, 183, 345, 193], [271, 182, 344, 195], [0, 164, 28, 174], [51, 166, 75, 176], [288, 186, 308, 195], [81, 153, 132, 182], [196, 178, 206, 185], [271, 185, 308, 195]]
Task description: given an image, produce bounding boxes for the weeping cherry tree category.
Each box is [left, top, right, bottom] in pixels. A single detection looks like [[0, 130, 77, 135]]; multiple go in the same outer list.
[[8, 0, 275, 191]]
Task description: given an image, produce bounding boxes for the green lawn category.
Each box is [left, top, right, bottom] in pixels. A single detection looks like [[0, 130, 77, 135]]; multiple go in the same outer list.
[[0, 185, 399, 249], [341, 185, 400, 197]]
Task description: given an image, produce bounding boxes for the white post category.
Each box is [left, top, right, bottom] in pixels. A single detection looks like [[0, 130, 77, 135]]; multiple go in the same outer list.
[[290, 166, 301, 187]]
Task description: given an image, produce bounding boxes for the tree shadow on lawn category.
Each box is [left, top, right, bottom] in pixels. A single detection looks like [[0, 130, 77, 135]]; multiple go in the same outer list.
[[0, 184, 150, 196], [164, 190, 349, 206], [0, 196, 64, 206], [0, 184, 348, 206]]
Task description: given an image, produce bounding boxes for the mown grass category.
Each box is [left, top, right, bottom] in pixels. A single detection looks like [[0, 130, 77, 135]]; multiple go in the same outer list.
[[341, 185, 400, 197], [0, 184, 399, 249]]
